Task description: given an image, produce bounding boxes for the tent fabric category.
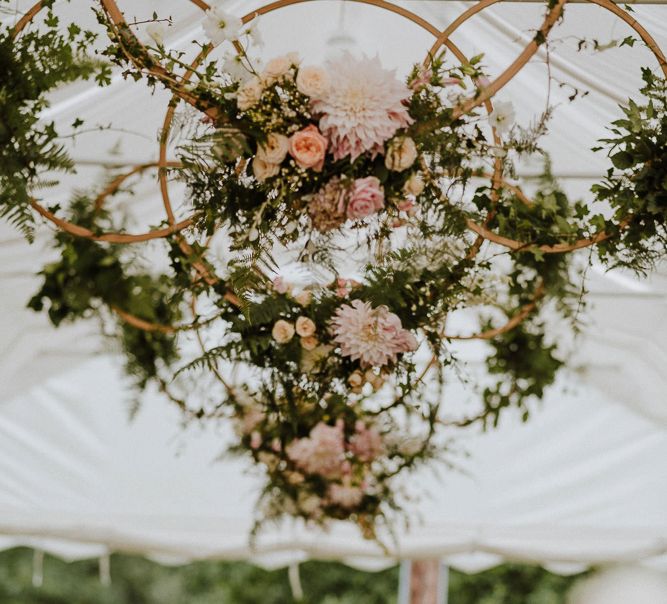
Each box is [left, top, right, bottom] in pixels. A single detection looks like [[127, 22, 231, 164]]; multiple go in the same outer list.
[[1, 0, 667, 572]]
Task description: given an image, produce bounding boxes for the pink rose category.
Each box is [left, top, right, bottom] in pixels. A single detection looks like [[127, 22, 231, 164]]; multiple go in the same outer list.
[[349, 421, 384, 462], [347, 177, 385, 220], [289, 124, 328, 171], [286, 420, 346, 479]]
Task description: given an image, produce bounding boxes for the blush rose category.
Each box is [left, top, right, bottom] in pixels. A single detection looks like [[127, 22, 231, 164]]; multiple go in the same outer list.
[[347, 176, 385, 220], [289, 125, 328, 171]]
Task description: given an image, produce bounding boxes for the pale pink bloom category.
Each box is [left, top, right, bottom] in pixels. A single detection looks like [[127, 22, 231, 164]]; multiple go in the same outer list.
[[313, 53, 413, 161], [300, 335, 319, 351], [286, 420, 346, 478], [349, 421, 384, 462], [250, 431, 262, 449], [240, 407, 264, 435], [409, 67, 432, 91], [397, 199, 415, 213], [273, 276, 289, 294], [307, 177, 347, 232], [347, 176, 384, 220], [443, 77, 463, 87], [289, 124, 328, 171], [477, 76, 492, 89], [327, 482, 364, 508], [331, 299, 417, 367], [334, 278, 360, 298]]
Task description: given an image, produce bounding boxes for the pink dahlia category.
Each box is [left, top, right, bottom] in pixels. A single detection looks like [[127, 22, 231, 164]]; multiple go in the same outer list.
[[286, 420, 346, 479], [331, 299, 418, 367], [312, 53, 414, 161]]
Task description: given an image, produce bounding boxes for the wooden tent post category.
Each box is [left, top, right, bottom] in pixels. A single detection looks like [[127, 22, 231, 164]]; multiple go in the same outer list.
[[398, 560, 449, 604]]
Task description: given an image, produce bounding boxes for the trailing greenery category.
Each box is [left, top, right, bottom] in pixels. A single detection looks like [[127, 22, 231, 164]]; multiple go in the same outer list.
[[0, 0, 111, 239], [2, 0, 666, 543], [592, 68, 667, 272], [27, 196, 182, 388]]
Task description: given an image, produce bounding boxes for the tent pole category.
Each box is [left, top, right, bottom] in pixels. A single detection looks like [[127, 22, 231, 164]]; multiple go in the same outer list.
[[398, 559, 447, 604]]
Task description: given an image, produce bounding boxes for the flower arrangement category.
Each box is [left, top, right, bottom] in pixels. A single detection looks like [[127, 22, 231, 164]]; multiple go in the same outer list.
[[3, 0, 667, 542]]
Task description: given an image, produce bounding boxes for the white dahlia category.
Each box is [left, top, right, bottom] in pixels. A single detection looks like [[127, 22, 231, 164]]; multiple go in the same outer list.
[[312, 53, 414, 161]]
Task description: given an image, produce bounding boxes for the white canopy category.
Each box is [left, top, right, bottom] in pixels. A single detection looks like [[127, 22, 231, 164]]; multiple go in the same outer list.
[[1, 0, 666, 573]]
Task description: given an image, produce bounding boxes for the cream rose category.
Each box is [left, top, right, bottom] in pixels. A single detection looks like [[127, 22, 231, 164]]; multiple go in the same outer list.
[[272, 319, 295, 344], [237, 77, 263, 110], [252, 157, 280, 182], [262, 55, 292, 83], [298, 493, 322, 515], [385, 136, 418, 172], [257, 133, 289, 165], [289, 124, 328, 171], [348, 370, 364, 389], [296, 316, 316, 337], [403, 172, 425, 196], [300, 335, 319, 351], [294, 290, 312, 307], [296, 65, 330, 98]]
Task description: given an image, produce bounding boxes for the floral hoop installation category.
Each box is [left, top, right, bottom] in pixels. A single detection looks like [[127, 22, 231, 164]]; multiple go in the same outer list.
[[2, 0, 666, 542]]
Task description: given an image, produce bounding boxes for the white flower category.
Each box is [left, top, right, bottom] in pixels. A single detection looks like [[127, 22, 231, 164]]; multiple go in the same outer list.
[[252, 157, 280, 182], [262, 55, 293, 84], [403, 172, 425, 196], [202, 6, 242, 45], [296, 66, 330, 98], [272, 319, 295, 344], [385, 137, 418, 172], [222, 54, 251, 83], [146, 22, 166, 46], [256, 133, 289, 165], [244, 14, 264, 47], [237, 77, 263, 111], [295, 316, 316, 337], [488, 100, 515, 135]]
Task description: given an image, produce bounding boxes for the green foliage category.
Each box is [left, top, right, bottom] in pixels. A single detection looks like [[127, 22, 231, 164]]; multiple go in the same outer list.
[[592, 69, 667, 272], [448, 563, 583, 604], [0, 548, 582, 604], [481, 320, 564, 428], [0, 4, 109, 239], [27, 196, 181, 388]]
